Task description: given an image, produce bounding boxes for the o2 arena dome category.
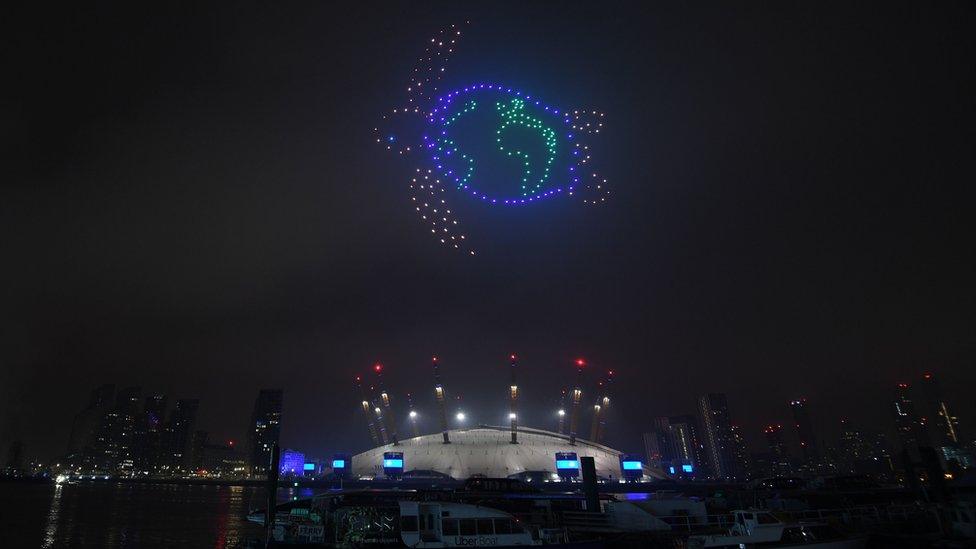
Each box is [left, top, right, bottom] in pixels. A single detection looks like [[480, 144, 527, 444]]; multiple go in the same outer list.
[[351, 425, 662, 481]]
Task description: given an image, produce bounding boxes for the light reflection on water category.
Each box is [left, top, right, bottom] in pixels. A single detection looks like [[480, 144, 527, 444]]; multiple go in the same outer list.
[[2, 482, 289, 548], [41, 484, 63, 548]]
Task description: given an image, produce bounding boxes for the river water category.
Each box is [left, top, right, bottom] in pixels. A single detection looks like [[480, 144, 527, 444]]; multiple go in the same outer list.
[[0, 481, 308, 548]]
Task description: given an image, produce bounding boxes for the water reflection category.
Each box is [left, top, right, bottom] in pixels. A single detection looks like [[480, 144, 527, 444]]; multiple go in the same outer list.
[[41, 484, 63, 548], [14, 482, 267, 547]]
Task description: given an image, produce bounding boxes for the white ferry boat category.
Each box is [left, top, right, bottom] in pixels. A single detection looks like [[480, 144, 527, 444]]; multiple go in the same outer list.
[[247, 490, 589, 547]]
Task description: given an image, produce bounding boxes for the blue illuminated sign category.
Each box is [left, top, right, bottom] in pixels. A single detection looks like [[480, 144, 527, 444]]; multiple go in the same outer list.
[[682, 464, 694, 473], [332, 459, 346, 469], [622, 461, 642, 471], [669, 466, 676, 475], [303, 463, 316, 471], [383, 459, 404, 468], [555, 459, 579, 469]]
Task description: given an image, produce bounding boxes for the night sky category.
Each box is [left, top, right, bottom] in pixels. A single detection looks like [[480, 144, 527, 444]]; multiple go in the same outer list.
[[4, 2, 975, 461]]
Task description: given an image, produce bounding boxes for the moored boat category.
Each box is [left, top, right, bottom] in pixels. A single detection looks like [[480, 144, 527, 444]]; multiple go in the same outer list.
[[247, 489, 599, 547], [687, 510, 866, 548]]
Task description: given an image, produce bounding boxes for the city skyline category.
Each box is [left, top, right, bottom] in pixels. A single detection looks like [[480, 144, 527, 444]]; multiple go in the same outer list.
[[4, 3, 975, 471], [24, 367, 967, 480]]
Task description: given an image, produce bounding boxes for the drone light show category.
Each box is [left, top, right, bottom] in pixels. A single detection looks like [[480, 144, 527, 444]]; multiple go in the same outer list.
[[375, 23, 609, 254]]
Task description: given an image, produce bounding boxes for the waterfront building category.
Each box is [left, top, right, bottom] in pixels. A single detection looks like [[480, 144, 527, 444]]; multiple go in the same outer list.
[[892, 383, 924, 453], [246, 389, 283, 476], [790, 398, 819, 462], [763, 424, 791, 477], [165, 399, 200, 472], [731, 425, 751, 480], [642, 416, 673, 470], [917, 373, 960, 447], [66, 384, 115, 472], [698, 393, 738, 480], [669, 414, 706, 476], [141, 394, 168, 474]]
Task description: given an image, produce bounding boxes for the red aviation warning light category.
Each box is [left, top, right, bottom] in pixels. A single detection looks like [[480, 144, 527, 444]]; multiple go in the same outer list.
[[374, 363, 383, 372]]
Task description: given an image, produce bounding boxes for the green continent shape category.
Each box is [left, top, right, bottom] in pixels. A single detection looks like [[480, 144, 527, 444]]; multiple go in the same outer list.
[[495, 99, 558, 197]]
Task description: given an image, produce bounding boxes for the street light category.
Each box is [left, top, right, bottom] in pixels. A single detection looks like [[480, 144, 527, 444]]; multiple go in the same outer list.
[[456, 411, 466, 422]]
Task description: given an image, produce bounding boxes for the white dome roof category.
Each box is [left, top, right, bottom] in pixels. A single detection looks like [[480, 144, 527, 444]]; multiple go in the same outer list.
[[351, 425, 660, 480]]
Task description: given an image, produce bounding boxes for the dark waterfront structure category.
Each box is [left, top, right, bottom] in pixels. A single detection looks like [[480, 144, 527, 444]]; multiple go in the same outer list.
[[790, 398, 818, 462], [918, 373, 960, 447], [141, 394, 168, 474], [763, 424, 790, 477], [698, 393, 738, 480], [246, 389, 283, 476], [200, 440, 246, 477], [643, 415, 704, 477], [64, 385, 208, 476], [65, 385, 145, 474], [731, 425, 751, 480], [895, 375, 974, 471], [66, 384, 116, 472], [893, 382, 923, 452], [837, 418, 893, 479], [165, 399, 200, 472], [642, 416, 672, 470], [669, 414, 705, 475], [112, 386, 143, 474]]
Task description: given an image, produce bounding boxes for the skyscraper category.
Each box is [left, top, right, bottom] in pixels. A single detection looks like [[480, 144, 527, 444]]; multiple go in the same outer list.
[[165, 399, 200, 471], [642, 416, 672, 470], [838, 418, 869, 473], [141, 394, 168, 474], [246, 389, 283, 476], [698, 393, 738, 480], [669, 414, 706, 475], [790, 398, 819, 462], [763, 423, 790, 476], [917, 373, 960, 447], [731, 425, 751, 480], [113, 386, 143, 474], [66, 384, 115, 472], [892, 383, 923, 451]]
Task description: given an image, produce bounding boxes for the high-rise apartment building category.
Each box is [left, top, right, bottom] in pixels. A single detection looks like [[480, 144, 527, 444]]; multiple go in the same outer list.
[[790, 398, 819, 462], [698, 393, 738, 480], [166, 399, 200, 471], [892, 383, 924, 451], [246, 389, 283, 475]]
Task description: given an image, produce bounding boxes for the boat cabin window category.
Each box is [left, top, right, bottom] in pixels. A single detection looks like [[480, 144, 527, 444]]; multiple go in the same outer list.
[[476, 518, 494, 535], [756, 513, 779, 524], [494, 518, 513, 534], [401, 515, 418, 532], [442, 518, 458, 535], [459, 518, 476, 536]]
